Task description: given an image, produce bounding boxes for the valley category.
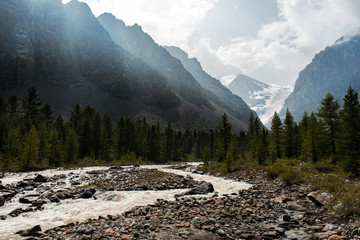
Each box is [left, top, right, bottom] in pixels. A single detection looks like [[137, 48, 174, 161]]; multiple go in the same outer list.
[[0, 164, 353, 239]]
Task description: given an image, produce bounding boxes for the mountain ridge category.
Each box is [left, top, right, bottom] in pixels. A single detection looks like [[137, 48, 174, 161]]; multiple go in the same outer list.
[[279, 33, 360, 122]]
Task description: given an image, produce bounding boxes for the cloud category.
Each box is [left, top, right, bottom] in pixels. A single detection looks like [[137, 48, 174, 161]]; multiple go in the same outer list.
[[62, 0, 217, 47], [187, 0, 360, 85], [62, 0, 360, 85]]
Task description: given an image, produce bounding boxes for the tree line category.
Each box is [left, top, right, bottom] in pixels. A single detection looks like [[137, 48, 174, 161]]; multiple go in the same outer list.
[[245, 86, 360, 175], [0, 86, 359, 174]]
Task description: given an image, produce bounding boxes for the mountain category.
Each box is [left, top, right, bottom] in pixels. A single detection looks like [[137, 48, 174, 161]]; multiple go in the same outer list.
[[0, 0, 178, 120], [98, 13, 254, 131], [0, 0, 252, 131], [280, 33, 360, 122], [225, 74, 293, 126], [163, 46, 253, 129]]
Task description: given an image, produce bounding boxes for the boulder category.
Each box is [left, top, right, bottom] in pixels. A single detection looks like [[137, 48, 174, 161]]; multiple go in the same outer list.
[[175, 182, 214, 198], [190, 182, 214, 194], [16, 225, 43, 237], [188, 229, 222, 240], [0, 195, 5, 206], [307, 191, 330, 207], [19, 194, 41, 204], [79, 188, 96, 199], [286, 201, 306, 212], [34, 174, 48, 182]]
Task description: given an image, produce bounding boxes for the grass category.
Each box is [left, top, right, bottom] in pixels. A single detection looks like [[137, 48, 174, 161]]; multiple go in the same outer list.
[[199, 155, 360, 219]]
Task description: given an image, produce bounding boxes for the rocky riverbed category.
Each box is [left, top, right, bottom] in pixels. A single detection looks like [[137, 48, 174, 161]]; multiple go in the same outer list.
[[1, 164, 359, 239]]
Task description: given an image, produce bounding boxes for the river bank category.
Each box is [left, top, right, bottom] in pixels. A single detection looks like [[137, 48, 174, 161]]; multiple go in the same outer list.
[[0, 164, 358, 239]]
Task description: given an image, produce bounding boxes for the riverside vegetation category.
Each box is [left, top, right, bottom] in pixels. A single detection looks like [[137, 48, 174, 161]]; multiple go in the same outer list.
[[1, 86, 360, 222]]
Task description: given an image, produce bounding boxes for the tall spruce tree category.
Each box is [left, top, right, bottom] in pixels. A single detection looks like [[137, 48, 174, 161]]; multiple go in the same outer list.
[[270, 112, 282, 161], [317, 93, 340, 157], [102, 114, 113, 161], [70, 104, 83, 136], [8, 94, 20, 123], [21, 126, 40, 170], [40, 103, 54, 125], [339, 86, 360, 174], [162, 122, 174, 162], [283, 108, 296, 158], [247, 112, 260, 161], [302, 112, 319, 162], [0, 97, 9, 153], [22, 87, 41, 124], [216, 113, 232, 161], [64, 128, 79, 164], [92, 112, 103, 159]]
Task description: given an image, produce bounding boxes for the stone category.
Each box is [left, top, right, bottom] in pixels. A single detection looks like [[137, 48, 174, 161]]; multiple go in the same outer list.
[[314, 231, 337, 239], [19, 194, 41, 204], [188, 229, 222, 240], [79, 189, 96, 199], [34, 174, 48, 182], [328, 235, 349, 240], [286, 201, 306, 212], [0, 195, 5, 206], [307, 191, 330, 207], [283, 214, 291, 222], [16, 225, 42, 237], [323, 224, 338, 232]]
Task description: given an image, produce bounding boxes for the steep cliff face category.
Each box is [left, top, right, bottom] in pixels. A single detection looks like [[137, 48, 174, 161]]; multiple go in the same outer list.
[[0, 0, 253, 131], [280, 34, 360, 122], [0, 0, 179, 122], [164, 46, 253, 129], [98, 13, 210, 108]]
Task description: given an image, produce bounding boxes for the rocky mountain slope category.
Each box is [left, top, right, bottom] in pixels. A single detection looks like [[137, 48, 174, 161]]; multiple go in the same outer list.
[[98, 13, 254, 130], [0, 0, 253, 131], [225, 74, 292, 126], [280, 34, 360, 122], [163, 46, 253, 129]]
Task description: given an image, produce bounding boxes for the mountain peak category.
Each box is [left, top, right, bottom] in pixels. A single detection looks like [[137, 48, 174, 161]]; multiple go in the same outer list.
[[280, 32, 360, 122]]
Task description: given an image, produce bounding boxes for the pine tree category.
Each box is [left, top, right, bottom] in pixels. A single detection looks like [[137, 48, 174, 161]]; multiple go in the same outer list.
[[148, 123, 161, 162], [339, 86, 360, 174], [70, 104, 83, 136], [257, 128, 269, 165], [317, 92, 340, 157], [302, 112, 319, 162], [64, 128, 79, 164], [48, 129, 63, 167], [203, 146, 210, 168], [0, 98, 9, 153], [269, 112, 282, 161], [22, 87, 41, 124], [54, 115, 65, 143], [216, 113, 232, 161], [8, 94, 20, 123], [38, 122, 51, 163], [92, 112, 103, 159], [80, 106, 95, 157], [225, 151, 233, 173], [4, 128, 21, 167], [283, 108, 296, 158], [40, 103, 54, 125], [102, 114, 113, 161], [115, 117, 125, 159], [21, 126, 40, 170], [161, 122, 174, 162]]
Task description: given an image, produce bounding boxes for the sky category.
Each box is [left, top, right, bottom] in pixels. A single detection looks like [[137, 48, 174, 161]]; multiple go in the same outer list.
[[62, 0, 360, 85]]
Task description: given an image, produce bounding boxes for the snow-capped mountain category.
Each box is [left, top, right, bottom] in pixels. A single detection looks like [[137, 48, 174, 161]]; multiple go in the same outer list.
[[225, 74, 293, 126], [279, 33, 360, 122]]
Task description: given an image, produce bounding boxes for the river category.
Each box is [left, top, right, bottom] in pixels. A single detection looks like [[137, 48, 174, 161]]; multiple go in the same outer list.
[[0, 164, 252, 239]]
